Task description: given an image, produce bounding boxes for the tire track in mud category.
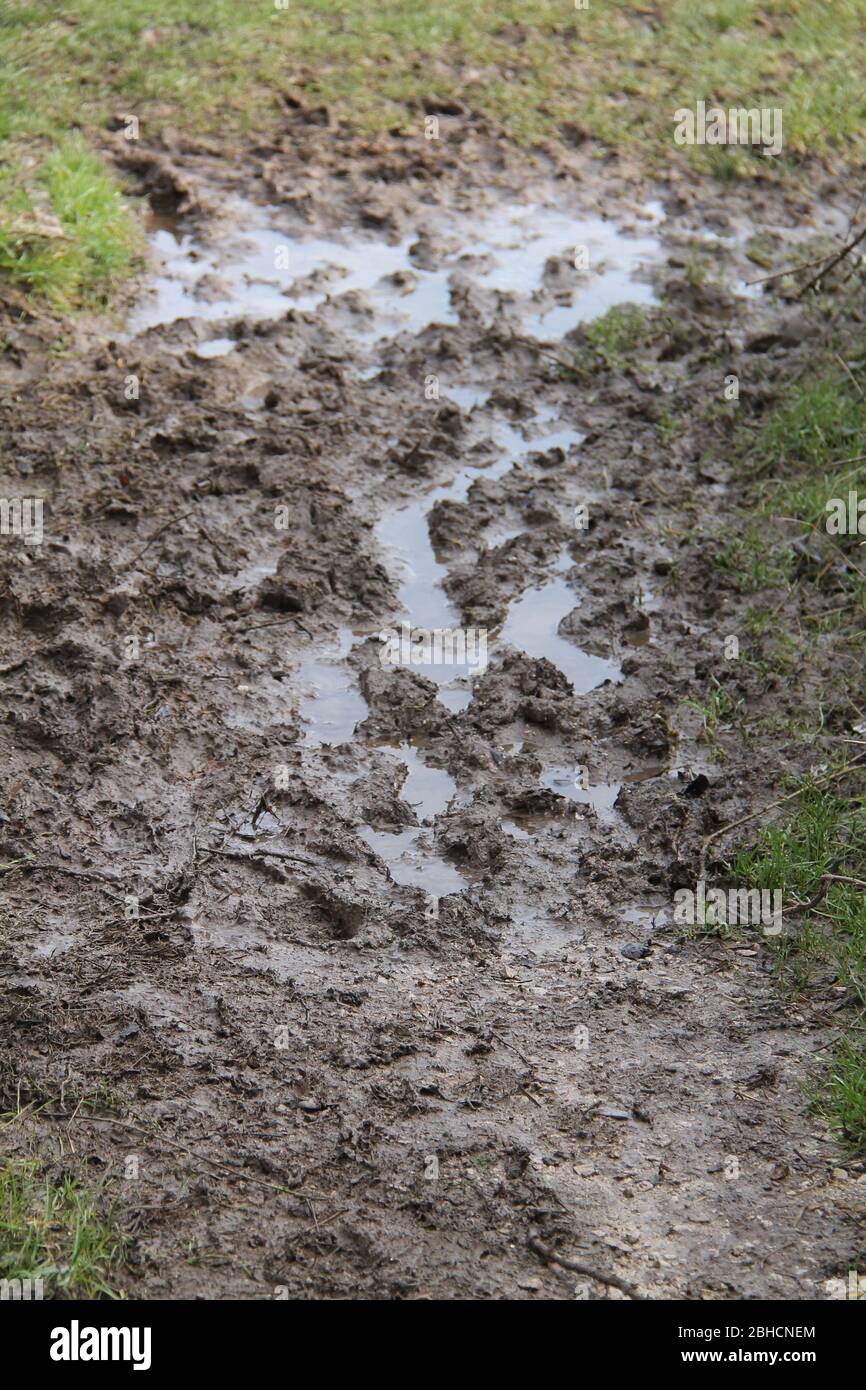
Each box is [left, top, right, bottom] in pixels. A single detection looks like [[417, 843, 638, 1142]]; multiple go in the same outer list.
[[1, 148, 862, 1298]]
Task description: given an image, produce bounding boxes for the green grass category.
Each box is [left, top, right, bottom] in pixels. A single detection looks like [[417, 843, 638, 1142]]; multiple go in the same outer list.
[[716, 353, 866, 611], [3, 0, 865, 159], [554, 303, 656, 379], [0, 1157, 128, 1299], [706, 317, 866, 1153], [715, 524, 795, 594], [751, 363, 866, 540], [729, 766, 866, 1150], [2, 0, 866, 307], [822, 1039, 866, 1152], [685, 674, 744, 761], [0, 137, 142, 309], [725, 339, 866, 1132]]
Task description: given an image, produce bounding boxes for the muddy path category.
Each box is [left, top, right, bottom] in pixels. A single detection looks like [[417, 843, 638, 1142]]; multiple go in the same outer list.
[[1, 117, 863, 1298]]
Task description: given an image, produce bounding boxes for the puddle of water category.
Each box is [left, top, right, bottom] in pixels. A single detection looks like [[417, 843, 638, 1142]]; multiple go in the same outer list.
[[130, 191, 665, 345], [196, 336, 236, 359], [542, 762, 667, 826], [370, 739, 456, 822], [297, 628, 368, 747], [543, 767, 621, 825], [130, 198, 458, 339], [484, 524, 526, 549], [356, 826, 469, 894], [377, 499, 457, 635], [539, 761, 667, 835], [623, 906, 668, 933], [501, 818, 537, 841], [463, 199, 665, 339], [436, 684, 474, 713], [375, 413, 586, 691], [499, 566, 621, 694], [445, 385, 492, 412]]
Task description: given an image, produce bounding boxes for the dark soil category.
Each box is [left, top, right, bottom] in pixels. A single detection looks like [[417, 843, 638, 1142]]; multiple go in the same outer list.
[[1, 112, 863, 1299]]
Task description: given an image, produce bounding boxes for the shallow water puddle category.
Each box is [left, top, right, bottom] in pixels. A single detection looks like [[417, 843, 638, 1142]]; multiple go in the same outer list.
[[297, 628, 367, 747], [461, 198, 664, 337], [130, 189, 665, 347], [376, 412, 586, 684], [129, 187, 663, 906], [543, 767, 623, 825], [130, 203, 457, 340], [498, 559, 622, 694], [293, 631, 465, 889], [444, 385, 491, 412], [355, 826, 469, 894], [195, 336, 235, 359], [369, 739, 457, 822], [541, 763, 667, 831], [355, 738, 470, 894]]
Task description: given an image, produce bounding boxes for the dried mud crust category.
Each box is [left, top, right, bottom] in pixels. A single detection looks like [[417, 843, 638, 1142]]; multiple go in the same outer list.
[[1, 120, 863, 1299]]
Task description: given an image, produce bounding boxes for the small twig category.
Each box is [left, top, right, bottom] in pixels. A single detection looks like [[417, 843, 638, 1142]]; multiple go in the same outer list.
[[745, 248, 847, 287], [200, 844, 319, 868], [528, 1237, 644, 1300], [835, 352, 865, 399], [124, 508, 198, 568], [786, 877, 831, 916], [700, 756, 866, 870], [286, 1207, 351, 1244], [821, 872, 866, 891], [797, 224, 866, 298]]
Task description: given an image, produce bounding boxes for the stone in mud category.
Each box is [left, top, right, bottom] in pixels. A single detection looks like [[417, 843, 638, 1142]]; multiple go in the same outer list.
[[621, 943, 650, 960]]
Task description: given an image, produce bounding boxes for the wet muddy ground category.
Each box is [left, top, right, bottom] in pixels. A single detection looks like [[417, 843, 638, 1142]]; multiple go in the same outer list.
[[1, 115, 864, 1298]]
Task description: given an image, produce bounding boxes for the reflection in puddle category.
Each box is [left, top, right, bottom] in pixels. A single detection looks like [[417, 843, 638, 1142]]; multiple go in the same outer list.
[[436, 685, 474, 713], [445, 385, 492, 411], [499, 566, 622, 694], [501, 818, 536, 841], [541, 763, 667, 828], [130, 191, 665, 345], [356, 826, 469, 894], [298, 629, 367, 747], [371, 740, 456, 822], [543, 767, 622, 825], [129, 190, 670, 912], [196, 336, 235, 359]]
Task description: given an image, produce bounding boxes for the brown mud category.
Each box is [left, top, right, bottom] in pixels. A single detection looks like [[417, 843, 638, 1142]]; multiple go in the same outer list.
[[1, 112, 864, 1298]]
